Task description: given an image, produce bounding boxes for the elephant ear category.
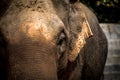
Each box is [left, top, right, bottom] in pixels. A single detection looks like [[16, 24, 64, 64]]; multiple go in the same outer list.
[[68, 3, 93, 62], [82, 14, 93, 39]]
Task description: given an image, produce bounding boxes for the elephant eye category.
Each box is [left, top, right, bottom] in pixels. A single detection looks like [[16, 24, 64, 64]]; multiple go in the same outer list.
[[57, 32, 65, 45], [57, 31, 67, 54], [70, 0, 77, 3]]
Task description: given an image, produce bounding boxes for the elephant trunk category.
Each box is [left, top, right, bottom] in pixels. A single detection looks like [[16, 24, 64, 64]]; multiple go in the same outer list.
[[6, 39, 58, 80]]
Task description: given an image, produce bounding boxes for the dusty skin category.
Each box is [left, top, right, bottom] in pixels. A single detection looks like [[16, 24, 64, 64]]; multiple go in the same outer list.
[[0, 0, 107, 80]]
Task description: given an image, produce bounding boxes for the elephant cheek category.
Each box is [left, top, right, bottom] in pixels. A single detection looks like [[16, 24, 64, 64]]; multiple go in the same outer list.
[[68, 33, 86, 62]]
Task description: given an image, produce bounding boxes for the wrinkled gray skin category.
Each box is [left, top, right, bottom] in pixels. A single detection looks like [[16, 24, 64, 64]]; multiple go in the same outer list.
[[0, 0, 107, 80]]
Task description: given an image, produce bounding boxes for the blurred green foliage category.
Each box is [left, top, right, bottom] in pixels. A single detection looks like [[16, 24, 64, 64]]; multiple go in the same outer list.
[[80, 0, 120, 23]]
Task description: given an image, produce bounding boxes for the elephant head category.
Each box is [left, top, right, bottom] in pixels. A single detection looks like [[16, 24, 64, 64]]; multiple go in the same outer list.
[[0, 0, 93, 80]]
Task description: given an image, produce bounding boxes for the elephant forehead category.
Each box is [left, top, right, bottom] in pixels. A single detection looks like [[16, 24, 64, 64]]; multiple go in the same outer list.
[[20, 13, 64, 41]]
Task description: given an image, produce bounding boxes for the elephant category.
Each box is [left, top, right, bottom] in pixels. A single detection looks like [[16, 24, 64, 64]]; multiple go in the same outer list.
[[0, 0, 107, 80]]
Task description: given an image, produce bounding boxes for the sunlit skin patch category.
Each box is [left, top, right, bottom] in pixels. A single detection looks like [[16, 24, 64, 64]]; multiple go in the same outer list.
[[68, 3, 93, 62], [82, 14, 93, 38], [21, 20, 43, 40], [68, 21, 93, 62], [68, 32, 86, 62], [68, 13, 93, 62], [20, 12, 65, 44]]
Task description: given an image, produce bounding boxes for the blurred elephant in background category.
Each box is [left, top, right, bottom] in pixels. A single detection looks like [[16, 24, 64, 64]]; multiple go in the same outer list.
[[0, 0, 107, 80]]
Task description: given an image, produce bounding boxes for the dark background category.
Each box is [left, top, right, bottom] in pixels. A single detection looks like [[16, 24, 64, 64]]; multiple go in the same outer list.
[[80, 0, 120, 23]]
